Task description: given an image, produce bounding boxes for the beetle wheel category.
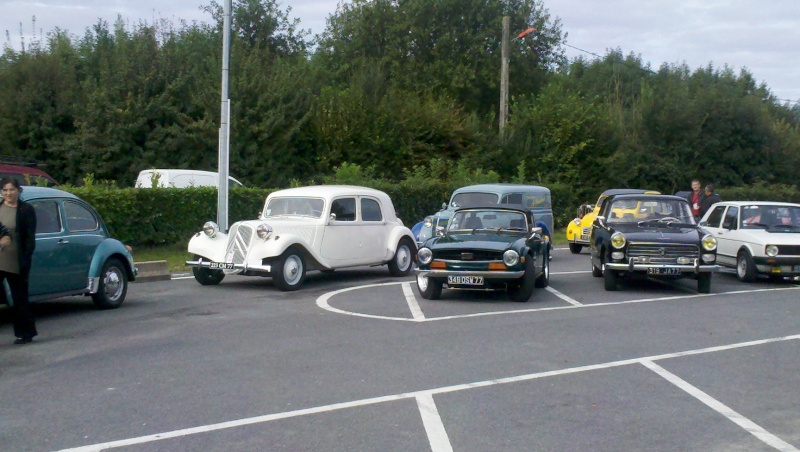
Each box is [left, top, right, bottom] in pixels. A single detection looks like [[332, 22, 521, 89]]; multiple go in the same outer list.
[[92, 258, 128, 309]]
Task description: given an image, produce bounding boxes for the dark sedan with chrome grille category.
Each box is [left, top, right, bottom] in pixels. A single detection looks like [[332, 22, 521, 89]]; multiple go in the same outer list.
[[590, 194, 719, 293], [415, 205, 550, 302]]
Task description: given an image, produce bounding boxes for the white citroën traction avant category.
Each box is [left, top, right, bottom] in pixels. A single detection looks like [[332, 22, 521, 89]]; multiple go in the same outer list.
[[186, 185, 417, 290]]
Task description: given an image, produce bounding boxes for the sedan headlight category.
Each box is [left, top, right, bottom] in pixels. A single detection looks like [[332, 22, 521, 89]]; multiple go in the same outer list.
[[203, 221, 220, 238], [610, 232, 626, 249], [503, 250, 520, 266], [256, 223, 273, 240], [701, 235, 717, 251], [423, 216, 433, 228], [765, 245, 779, 257], [418, 247, 433, 264]]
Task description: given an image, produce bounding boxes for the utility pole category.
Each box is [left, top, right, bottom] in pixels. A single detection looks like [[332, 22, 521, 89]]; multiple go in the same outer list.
[[217, 0, 232, 231], [499, 16, 510, 135]]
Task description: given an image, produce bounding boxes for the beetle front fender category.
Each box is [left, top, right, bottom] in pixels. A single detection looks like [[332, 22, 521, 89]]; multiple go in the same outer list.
[[88, 239, 136, 281]]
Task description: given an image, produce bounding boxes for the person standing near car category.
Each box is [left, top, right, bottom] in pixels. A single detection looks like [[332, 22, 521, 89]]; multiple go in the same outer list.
[[699, 184, 721, 218], [0, 177, 37, 344], [687, 179, 705, 220]]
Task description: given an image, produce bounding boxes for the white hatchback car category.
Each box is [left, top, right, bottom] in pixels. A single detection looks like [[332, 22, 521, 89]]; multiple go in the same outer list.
[[699, 201, 800, 281], [186, 185, 417, 290]]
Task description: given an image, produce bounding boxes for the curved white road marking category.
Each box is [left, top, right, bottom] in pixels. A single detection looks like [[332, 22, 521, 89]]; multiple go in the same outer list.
[[58, 333, 800, 452], [316, 282, 800, 322]]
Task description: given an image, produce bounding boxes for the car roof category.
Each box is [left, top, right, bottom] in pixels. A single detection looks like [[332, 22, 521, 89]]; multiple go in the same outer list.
[[609, 194, 687, 202], [269, 185, 389, 199], [600, 188, 658, 196], [0, 164, 59, 185], [712, 201, 800, 207], [19, 186, 80, 201], [452, 184, 550, 195]]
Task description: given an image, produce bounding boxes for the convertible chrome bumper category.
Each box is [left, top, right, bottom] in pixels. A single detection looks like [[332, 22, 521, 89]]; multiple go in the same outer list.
[[186, 258, 272, 274], [416, 269, 525, 279]]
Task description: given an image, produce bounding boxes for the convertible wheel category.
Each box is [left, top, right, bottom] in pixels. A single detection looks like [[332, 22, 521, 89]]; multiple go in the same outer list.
[[273, 249, 306, 291], [389, 238, 415, 276], [603, 266, 618, 291], [535, 252, 549, 288], [92, 258, 128, 309], [508, 259, 536, 302], [697, 273, 712, 294], [192, 256, 225, 285], [569, 243, 583, 254], [416, 274, 442, 300], [736, 250, 758, 282]]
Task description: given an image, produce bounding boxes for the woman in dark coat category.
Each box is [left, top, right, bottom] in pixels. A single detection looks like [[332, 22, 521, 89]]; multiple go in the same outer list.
[[0, 177, 37, 344]]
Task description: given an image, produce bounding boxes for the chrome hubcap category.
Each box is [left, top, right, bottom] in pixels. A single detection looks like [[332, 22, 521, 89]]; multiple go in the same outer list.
[[285, 256, 302, 285], [105, 267, 123, 301]]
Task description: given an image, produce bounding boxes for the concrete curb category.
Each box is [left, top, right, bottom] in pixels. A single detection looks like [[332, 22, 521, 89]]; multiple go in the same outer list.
[[134, 260, 172, 283]]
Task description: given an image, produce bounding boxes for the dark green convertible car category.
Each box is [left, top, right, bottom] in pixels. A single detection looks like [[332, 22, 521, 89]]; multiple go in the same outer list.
[[415, 205, 550, 302], [3, 187, 137, 309]]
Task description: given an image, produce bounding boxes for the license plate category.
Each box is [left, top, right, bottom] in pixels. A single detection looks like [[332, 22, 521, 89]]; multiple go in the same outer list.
[[209, 262, 235, 269], [580, 235, 589, 241], [448, 276, 484, 285], [793, 265, 800, 272], [647, 267, 681, 275]]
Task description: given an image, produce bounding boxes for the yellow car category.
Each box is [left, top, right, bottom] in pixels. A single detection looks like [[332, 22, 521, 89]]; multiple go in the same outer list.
[[566, 189, 660, 254]]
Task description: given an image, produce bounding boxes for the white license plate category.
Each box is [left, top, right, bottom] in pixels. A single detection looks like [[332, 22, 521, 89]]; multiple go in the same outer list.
[[209, 262, 235, 269], [647, 267, 681, 275], [580, 235, 589, 241], [448, 276, 484, 285], [793, 265, 800, 272]]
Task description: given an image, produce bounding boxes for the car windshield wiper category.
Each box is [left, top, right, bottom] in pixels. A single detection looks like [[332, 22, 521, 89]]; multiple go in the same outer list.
[[637, 218, 696, 228]]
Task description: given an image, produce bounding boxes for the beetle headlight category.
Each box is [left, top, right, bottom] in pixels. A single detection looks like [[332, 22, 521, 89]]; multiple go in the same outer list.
[[203, 221, 220, 238], [256, 223, 273, 239], [765, 245, 779, 257], [701, 235, 717, 251], [610, 232, 626, 249], [503, 250, 520, 266], [418, 247, 433, 264]]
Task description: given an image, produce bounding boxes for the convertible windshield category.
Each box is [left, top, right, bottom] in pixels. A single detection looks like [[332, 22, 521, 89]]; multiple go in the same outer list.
[[265, 197, 325, 218], [741, 205, 800, 229], [606, 198, 695, 224], [448, 210, 527, 231]]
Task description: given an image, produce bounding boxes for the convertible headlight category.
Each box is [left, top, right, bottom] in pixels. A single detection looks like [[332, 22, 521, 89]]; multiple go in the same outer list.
[[701, 235, 717, 251], [256, 223, 273, 239], [418, 247, 433, 264], [610, 232, 626, 249], [423, 216, 433, 228], [503, 250, 520, 266], [765, 245, 779, 257], [203, 221, 220, 238]]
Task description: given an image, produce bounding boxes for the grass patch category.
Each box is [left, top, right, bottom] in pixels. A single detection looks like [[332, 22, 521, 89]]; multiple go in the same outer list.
[[130, 243, 192, 272]]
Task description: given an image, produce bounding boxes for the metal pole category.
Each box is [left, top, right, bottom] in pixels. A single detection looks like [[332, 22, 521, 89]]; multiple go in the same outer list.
[[217, 0, 232, 231], [499, 16, 510, 134]]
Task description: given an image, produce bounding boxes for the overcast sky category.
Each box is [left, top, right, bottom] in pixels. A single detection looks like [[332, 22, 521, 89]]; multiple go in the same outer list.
[[3, 0, 798, 103]]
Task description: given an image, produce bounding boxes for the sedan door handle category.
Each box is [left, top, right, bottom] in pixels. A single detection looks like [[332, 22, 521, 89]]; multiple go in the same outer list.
[[58, 239, 70, 244]]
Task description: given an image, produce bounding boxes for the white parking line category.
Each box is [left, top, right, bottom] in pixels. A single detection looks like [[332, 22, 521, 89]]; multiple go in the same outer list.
[[317, 282, 800, 323], [416, 394, 454, 452], [641, 360, 799, 452], [403, 282, 427, 321], [57, 333, 800, 452], [545, 286, 583, 306]]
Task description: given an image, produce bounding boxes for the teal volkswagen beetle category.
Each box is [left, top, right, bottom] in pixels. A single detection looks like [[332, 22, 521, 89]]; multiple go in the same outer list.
[[6, 187, 137, 309], [415, 205, 550, 302]]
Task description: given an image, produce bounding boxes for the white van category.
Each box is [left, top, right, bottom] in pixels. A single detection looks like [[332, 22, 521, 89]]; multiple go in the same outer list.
[[135, 169, 243, 188]]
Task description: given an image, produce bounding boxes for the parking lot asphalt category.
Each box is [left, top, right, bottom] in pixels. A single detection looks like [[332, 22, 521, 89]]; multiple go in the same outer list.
[[1, 247, 799, 451]]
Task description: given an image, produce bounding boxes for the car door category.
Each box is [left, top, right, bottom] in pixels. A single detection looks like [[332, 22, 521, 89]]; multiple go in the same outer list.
[[715, 206, 740, 266], [320, 197, 361, 265], [359, 196, 388, 263], [60, 200, 104, 290], [27, 199, 76, 296]]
